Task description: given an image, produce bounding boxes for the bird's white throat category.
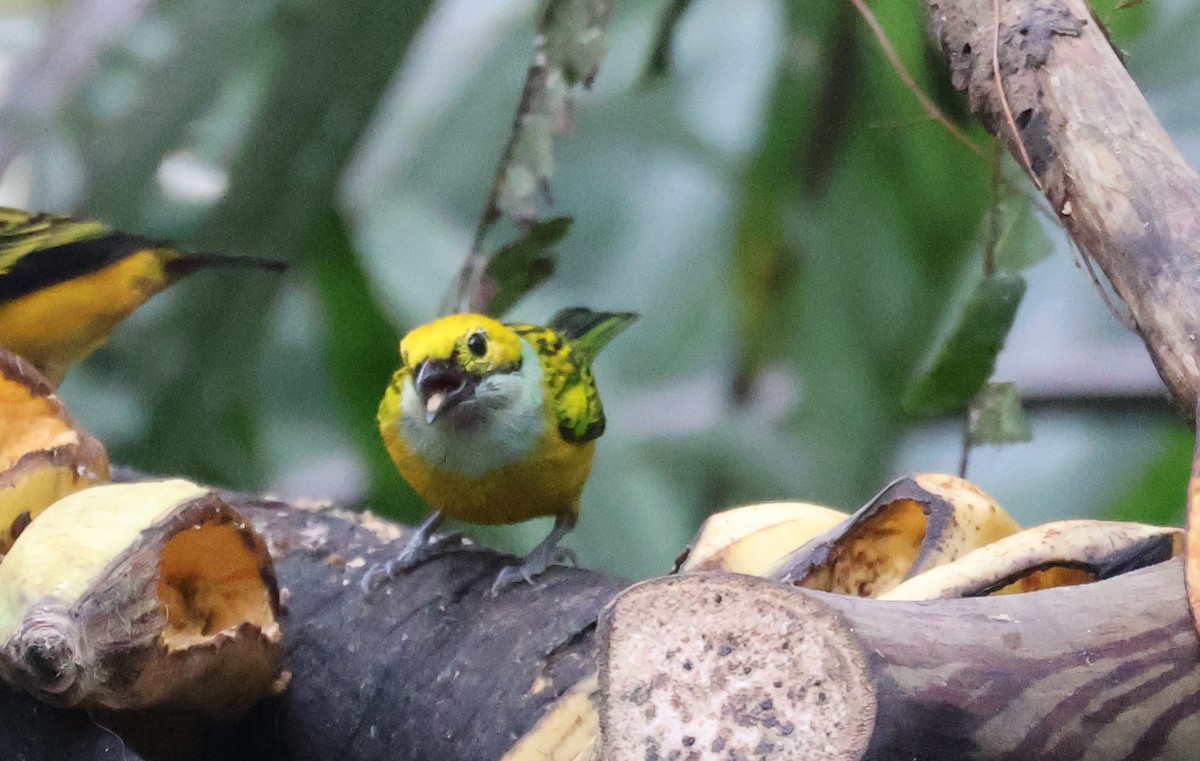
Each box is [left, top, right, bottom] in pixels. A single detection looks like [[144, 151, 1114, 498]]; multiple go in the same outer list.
[[397, 339, 545, 476]]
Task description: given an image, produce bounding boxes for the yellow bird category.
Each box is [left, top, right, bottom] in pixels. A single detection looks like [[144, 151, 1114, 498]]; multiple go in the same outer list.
[[369, 307, 637, 593], [0, 207, 286, 385]]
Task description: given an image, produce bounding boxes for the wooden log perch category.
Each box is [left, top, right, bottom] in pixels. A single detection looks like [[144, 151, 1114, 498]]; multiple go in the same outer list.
[[600, 567, 1200, 761], [0, 491, 1193, 761], [0, 497, 626, 761]]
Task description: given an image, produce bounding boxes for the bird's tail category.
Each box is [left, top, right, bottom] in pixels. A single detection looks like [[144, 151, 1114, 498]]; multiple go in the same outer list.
[[549, 307, 638, 364], [164, 252, 288, 280]]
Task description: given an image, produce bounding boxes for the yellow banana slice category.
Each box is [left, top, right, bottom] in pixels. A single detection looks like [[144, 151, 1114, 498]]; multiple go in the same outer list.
[[0, 350, 109, 555], [675, 501, 848, 576], [500, 673, 601, 761], [771, 473, 1020, 597], [0, 480, 283, 718], [880, 519, 1182, 601]]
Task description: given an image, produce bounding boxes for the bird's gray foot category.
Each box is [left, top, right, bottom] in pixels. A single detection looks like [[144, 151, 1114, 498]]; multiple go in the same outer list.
[[490, 512, 577, 596], [361, 512, 461, 592]]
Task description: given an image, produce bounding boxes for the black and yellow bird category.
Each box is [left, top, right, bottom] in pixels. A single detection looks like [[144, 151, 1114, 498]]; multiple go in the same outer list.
[[0, 207, 285, 384], [369, 308, 637, 593]]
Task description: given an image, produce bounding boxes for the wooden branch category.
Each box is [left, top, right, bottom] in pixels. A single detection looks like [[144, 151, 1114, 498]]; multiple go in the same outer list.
[[600, 565, 1200, 761], [0, 497, 626, 761], [848, 561, 1199, 761], [922, 0, 1200, 641], [5, 2, 1200, 757], [922, 0, 1200, 417], [1, 492, 1196, 760]]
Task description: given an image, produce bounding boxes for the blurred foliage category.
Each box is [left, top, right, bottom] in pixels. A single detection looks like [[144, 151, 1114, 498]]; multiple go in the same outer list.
[[0, 0, 1196, 579], [904, 274, 1026, 418], [969, 382, 1032, 448], [1108, 424, 1191, 527], [466, 216, 571, 317], [309, 209, 421, 519]]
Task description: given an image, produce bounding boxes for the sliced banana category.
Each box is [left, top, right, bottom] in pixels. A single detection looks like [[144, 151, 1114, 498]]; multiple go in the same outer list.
[[770, 473, 1020, 597], [676, 501, 848, 576], [500, 674, 600, 761], [0, 351, 109, 555], [880, 519, 1182, 601]]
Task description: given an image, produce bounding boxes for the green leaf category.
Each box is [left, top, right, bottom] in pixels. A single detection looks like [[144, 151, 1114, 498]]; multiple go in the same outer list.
[[309, 209, 424, 520], [969, 382, 1032, 446], [990, 185, 1054, 275], [1089, 0, 1153, 43], [483, 216, 571, 317], [903, 274, 1027, 417]]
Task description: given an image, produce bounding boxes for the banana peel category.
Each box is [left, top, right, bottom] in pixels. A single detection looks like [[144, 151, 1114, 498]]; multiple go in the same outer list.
[[0, 479, 283, 719], [770, 473, 1021, 597], [0, 350, 109, 556], [500, 673, 601, 761], [674, 501, 848, 576], [880, 519, 1183, 601]]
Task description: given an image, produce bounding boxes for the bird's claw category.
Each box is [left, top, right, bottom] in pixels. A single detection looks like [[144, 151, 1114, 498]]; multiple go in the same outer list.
[[490, 564, 533, 595], [489, 546, 577, 596], [360, 531, 465, 593], [551, 547, 578, 567]]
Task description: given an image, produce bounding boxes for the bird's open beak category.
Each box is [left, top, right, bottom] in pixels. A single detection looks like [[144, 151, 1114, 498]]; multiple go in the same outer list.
[[414, 359, 478, 424]]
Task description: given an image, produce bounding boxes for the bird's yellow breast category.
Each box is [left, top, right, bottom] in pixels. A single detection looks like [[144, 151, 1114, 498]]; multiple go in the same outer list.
[[381, 406, 594, 525], [0, 250, 169, 384]]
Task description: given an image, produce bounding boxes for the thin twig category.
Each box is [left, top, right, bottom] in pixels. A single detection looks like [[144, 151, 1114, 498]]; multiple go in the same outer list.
[[991, 0, 1044, 190], [471, 58, 549, 257], [642, 0, 695, 82], [958, 406, 973, 478], [848, 0, 985, 159], [445, 57, 550, 315], [1074, 236, 1138, 330]]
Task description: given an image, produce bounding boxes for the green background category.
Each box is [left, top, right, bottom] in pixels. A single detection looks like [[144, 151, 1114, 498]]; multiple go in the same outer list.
[[0, 0, 1195, 579]]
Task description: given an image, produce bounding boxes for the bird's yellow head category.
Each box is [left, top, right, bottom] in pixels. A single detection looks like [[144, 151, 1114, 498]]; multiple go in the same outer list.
[[397, 313, 525, 424]]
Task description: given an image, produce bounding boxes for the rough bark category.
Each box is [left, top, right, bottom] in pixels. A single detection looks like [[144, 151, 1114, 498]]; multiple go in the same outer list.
[[0, 493, 1195, 760], [923, 0, 1200, 416], [600, 566, 1200, 761], [851, 561, 1199, 761], [0, 497, 625, 761]]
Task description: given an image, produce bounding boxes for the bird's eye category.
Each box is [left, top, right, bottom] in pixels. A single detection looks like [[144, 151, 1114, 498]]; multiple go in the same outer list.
[[467, 332, 488, 357]]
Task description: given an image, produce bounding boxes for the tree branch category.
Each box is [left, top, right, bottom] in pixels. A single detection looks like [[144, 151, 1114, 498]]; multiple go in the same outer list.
[[921, 0, 1200, 643], [600, 566, 1200, 761], [0, 497, 624, 761], [922, 0, 1200, 419], [5, 493, 1196, 761]]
